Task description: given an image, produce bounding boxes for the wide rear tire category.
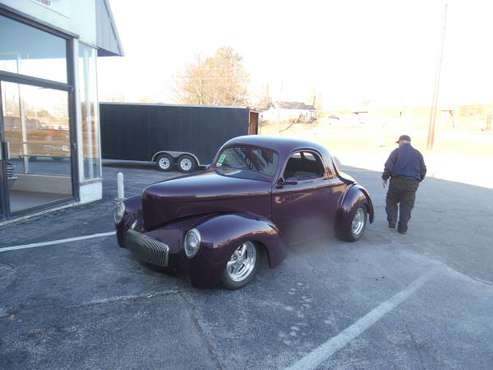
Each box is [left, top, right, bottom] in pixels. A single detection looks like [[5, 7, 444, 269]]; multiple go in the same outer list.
[[338, 204, 368, 242]]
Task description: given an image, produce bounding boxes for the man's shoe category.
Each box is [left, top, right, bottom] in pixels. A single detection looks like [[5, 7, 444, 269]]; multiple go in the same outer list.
[[397, 227, 407, 234], [388, 223, 396, 229]]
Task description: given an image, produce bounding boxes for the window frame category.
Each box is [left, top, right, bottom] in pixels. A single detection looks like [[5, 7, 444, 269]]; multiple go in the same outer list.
[[213, 144, 280, 180], [77, 42, 102, 182], [0, 7, 80, 219], [281, 149, 327, 182]]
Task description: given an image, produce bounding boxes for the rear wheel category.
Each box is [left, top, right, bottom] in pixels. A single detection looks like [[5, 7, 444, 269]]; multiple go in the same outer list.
[[177, 154, 197, 173], [338, 204, 367, 242], [222, 241, 258, 290], [156, 154, 173, 171]]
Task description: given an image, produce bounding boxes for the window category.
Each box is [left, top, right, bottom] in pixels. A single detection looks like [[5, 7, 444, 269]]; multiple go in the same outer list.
[[0, 15, 67, 82], [215, 146, 278, 177], [283, 151, 325, 180], [78, 43, 101, 180]]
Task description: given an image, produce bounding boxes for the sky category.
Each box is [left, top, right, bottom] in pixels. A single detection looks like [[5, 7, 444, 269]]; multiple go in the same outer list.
[[98, 0, 493, 109]]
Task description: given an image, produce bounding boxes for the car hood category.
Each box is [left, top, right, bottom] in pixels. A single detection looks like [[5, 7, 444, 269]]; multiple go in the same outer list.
[[142, 170, 272, 230]]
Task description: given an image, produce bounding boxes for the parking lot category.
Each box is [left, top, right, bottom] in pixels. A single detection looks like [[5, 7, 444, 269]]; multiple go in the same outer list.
[[1, 164, 492, 369]]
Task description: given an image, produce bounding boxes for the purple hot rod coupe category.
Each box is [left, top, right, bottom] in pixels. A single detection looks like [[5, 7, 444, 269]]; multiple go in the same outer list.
[[114, 136, 374, 289]]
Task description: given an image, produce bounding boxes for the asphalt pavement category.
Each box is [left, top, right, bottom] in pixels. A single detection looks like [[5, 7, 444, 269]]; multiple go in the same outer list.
[[1, 164, 492, 369]]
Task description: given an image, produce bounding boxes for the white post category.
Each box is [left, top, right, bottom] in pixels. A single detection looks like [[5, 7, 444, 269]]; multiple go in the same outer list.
[[117, 172, 124, 200]]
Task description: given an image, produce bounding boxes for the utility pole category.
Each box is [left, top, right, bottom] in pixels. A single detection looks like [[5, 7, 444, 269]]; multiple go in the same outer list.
[[427, 0, 448, 150]]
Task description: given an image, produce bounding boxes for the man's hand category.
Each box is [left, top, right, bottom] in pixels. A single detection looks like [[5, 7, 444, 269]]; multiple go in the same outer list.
[[382, 179, 388, 189]]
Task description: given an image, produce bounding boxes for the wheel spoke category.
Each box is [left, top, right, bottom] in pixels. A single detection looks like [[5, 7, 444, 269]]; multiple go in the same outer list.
[[226, 242, 256, 283]]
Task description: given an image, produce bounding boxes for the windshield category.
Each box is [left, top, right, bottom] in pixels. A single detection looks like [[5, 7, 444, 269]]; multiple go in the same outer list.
[[214, 145, 279, 177]]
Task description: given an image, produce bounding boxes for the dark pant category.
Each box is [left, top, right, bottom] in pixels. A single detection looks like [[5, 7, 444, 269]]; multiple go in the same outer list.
[[386, 177, 419, 232]]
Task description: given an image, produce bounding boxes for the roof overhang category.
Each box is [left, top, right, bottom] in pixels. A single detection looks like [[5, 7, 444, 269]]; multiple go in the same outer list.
[[96, 0, 123, 57]]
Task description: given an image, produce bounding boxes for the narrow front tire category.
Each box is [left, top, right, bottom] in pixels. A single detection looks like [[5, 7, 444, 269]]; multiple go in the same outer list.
[[222, 241, 258, 290]]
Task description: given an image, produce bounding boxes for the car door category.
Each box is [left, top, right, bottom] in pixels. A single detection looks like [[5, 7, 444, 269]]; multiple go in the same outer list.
[[271, 150, 342, 245]]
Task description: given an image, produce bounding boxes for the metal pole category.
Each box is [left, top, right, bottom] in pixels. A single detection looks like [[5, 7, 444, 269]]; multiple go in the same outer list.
[[427, 1, 448, 150]]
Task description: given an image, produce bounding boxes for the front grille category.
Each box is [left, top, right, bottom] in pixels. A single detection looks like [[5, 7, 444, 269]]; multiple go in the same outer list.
[[124, 229, 169, 266]]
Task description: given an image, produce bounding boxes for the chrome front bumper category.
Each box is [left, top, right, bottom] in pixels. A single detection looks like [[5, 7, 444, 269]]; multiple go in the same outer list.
[[123, 229, 170, 267]]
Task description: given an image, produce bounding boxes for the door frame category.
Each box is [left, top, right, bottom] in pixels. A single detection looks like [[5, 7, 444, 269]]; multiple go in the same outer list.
[[0, 9, 80, 220], [0, 82, 9, 220]]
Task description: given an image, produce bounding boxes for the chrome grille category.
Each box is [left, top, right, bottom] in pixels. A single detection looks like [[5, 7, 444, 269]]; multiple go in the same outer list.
[[124, 229, 169, 266]]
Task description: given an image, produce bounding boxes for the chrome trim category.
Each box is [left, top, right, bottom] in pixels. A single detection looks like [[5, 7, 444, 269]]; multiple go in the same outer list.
[[184, 228, 201, 258]]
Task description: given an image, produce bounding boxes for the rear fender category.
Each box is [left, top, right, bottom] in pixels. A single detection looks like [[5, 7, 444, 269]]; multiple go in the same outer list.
[[190, 213, 287, 287], [337, 184, 375, 228]]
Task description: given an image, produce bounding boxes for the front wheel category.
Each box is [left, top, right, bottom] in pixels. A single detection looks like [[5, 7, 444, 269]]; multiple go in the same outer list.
[[222, 241, 258, 290], [338, 204, 367, 242]]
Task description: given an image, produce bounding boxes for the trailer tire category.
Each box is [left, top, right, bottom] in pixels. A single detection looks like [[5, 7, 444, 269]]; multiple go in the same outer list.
[[177, 154, 197, 173], [156, 153, 174, 171]]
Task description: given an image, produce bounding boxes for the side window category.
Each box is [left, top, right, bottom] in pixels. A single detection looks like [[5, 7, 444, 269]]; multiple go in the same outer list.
[[283, 151, 325, 180]]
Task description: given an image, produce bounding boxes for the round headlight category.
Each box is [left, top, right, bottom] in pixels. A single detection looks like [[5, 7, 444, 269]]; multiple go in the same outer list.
[[184, 228, 201, 258], [114, 201, 126, 224]]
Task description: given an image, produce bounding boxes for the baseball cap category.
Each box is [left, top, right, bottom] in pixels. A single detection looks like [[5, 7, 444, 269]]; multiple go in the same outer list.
[[396, 135, 411, 143]]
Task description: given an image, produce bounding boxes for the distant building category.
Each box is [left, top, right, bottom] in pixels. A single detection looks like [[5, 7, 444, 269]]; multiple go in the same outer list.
[[260, 101, 317, 123], [0, 0, 122, 222]]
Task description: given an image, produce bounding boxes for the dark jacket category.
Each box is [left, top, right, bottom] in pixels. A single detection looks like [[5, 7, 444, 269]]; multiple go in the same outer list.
[[382, 143, 426, 182]]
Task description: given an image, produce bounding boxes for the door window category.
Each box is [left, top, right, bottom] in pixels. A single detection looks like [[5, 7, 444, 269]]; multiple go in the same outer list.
[[0, 14, 67, 82], [283, 151, 325, 180], [1, 81, 72, 214]]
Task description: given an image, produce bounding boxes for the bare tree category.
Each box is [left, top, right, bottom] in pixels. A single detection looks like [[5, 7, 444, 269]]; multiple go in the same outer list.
[[176, 47, 249, 106]]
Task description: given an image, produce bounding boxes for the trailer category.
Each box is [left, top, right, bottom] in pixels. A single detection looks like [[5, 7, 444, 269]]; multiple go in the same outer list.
[[100, 103, 259, 172]]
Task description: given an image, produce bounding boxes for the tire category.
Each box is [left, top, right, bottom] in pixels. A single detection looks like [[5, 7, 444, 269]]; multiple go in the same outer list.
[[338, 204, 368, 242], [222, 241, 258, 290], [155, 153, 174, 171], [177, 154, 197, 173]]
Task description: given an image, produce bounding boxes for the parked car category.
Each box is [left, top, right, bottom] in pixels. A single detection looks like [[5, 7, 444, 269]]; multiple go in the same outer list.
[[114, 136, 374, 289]]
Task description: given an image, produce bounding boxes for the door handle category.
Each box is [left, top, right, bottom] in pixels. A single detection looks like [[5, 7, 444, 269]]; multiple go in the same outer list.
[[0, 141, 10, 161]]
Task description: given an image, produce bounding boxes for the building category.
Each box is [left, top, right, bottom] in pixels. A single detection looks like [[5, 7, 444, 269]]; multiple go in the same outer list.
[[260, 101, 317, 123], [0, 0, 122, 222]]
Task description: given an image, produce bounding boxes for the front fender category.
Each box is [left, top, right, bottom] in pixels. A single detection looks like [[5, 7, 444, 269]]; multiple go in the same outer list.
[[190, 213, 287, 288], [116, 196, 143, 247], [337, 184, 375, 228]]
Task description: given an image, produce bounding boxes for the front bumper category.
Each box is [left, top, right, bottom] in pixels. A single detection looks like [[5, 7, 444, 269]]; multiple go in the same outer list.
[[122, 229, 170, 267]]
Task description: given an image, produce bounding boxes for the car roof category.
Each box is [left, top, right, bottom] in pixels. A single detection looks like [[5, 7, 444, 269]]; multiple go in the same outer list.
[[224, 135, 331, 159]]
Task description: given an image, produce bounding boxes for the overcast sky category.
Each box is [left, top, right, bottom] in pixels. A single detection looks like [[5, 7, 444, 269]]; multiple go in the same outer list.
[[98, 0, 493, 108]]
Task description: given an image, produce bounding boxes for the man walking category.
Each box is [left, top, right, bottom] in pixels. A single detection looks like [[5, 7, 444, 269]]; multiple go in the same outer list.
[[382, 135, 427, 234]]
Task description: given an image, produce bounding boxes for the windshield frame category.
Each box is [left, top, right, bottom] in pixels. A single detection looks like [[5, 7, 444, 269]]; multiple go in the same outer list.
[[212, 144, 280, 180]]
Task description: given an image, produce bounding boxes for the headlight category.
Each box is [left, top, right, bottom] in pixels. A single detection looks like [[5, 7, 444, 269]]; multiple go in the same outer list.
[[184, 228, 201, 258], [114, 201, 126, 224]]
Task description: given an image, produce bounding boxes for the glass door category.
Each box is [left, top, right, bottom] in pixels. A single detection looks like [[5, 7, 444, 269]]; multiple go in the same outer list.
[[0, 82, 8, 219], [0, 80, 73, 215]]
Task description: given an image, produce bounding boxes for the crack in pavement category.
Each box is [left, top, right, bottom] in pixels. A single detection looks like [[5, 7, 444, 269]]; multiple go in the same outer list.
[[0, 289, 184, 320], [179, 291, 224, 370]]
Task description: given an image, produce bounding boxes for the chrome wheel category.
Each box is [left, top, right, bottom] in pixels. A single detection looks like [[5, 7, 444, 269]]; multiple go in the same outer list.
[[351, 207, 366, 236], [226, 241, 257, 283], [179, 157, 193, 172], [158, 156, 171, 170]]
